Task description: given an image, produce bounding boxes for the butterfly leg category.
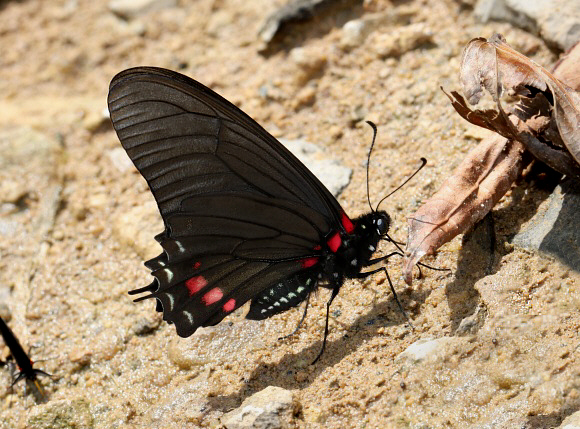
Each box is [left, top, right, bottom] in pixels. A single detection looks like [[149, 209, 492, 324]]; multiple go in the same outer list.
[[311, 287, 340, 364], [278, 292, 311, 341], [381, 234, 449, 278], [355, 267, 412, 325], [364, 251, 402, 266]]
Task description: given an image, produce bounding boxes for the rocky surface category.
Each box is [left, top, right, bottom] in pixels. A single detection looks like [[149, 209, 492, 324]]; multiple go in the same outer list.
[[0, 0, 578, 428]]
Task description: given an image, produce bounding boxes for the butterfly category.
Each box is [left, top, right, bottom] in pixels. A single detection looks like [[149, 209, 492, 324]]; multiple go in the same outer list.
[[0, 315, 49, 399], [108, 67, 415, 361]]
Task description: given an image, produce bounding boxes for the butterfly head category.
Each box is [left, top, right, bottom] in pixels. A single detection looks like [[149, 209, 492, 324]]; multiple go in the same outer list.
[[372, 211, 390, 237], [351, 210, 391, 247]]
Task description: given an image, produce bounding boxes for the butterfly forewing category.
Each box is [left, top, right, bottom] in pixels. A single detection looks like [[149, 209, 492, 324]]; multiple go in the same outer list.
[[108, 67, 343, 221], [108, 67, 349, 337]]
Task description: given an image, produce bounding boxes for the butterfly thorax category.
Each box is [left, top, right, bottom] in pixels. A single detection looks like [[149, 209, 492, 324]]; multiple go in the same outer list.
[[333, 210, 390, 279], [323, 211, 390, 283]]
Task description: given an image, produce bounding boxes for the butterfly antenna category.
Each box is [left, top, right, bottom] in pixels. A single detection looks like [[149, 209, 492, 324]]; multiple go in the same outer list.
[[376, 157, 427, 212], [365, 121, 378, 212]]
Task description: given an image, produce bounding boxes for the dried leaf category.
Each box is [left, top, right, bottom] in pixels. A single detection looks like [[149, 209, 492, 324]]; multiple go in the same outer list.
[[403, 35, 580, 283], [403, 135, 525, 284], [444, 89, 580, 180], [453, 34, 580, 178]]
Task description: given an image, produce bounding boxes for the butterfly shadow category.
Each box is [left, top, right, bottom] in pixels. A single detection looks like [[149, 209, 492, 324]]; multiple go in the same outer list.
[[206, 286, 430, 412]]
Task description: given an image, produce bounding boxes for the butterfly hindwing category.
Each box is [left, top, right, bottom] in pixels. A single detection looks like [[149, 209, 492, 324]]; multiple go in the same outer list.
[[147, 253, 311, 337], [246, 266, 320, 320]]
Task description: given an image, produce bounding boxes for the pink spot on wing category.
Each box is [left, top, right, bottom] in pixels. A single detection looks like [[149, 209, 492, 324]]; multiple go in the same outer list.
[[327, 232, 342, 253], [300, 257, 319, 268], [341, 212, 355, 234], [185, 276, 207, 296], [193, 261, 201, 270], [202, 287, 223, 305], [223, 298, 236, 313]]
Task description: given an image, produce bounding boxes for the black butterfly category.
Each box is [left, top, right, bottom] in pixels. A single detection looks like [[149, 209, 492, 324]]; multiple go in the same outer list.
[[0, 315, 49, 398], [108, 67, 413, 361]]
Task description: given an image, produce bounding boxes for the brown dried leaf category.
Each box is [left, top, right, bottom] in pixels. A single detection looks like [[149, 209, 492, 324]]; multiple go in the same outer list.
[[402, 35, 580, 283], [454, 34, 580, 178], [403, 135, 525, 284], [445, 89, 580, 180], [552, 41, 580, 91]]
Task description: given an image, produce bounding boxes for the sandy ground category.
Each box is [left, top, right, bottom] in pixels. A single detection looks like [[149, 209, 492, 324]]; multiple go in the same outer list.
[[0, 0, 578, 428]]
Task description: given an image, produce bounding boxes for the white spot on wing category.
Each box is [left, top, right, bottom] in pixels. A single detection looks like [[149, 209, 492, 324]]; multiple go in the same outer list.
[[162, 292, 175, 311], [164, 268, 174, 283], [288, 292, 296, 298], [280, 297, 288, 303], [175, 241, 185, 253], [182, 310, 194, 325], [369, 245, 375, 251], [297, 286, 305, 293], [351, 258, 357, 266]]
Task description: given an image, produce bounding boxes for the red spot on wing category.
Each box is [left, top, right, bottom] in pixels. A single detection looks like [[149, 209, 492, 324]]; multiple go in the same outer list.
[[313, 245, 321, 250], [327, 232, 342, 253], [300, 257, 319, 268], [341, 212, 355, 233], [202, 288, 223, 305], [193, 261, 201, 270], [185, 276, 207, 296], [223, 298, 236, 313]]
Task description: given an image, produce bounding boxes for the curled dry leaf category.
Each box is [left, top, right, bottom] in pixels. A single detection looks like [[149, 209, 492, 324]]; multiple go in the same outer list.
[[403, 34, 580, 284], [451, 34, 580, 178], [403, 136, 525, 284]]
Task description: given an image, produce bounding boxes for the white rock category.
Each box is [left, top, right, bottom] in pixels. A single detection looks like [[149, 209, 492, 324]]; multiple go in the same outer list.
[[397, 337, 458, 364], [558, 409, 580, 428], [280, 138, 352, 197], [108, 0, 177, 20], [221, 386, 296, 429]]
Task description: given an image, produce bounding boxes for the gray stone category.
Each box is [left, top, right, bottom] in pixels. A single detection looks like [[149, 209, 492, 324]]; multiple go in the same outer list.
[[512, 180, 580, 271], [26, 399, 94, 429], [221, 386, 296, 429], [475, 0, 580, 51], [280, 138, 352, 197]]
